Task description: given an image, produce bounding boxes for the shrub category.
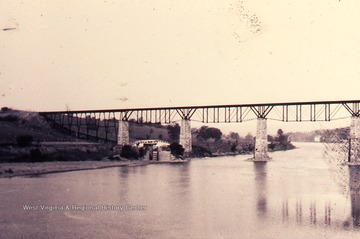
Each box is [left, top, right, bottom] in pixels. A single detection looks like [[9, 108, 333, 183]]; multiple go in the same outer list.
[[16, 135, 33, 147], [139, 147, 147, 158], [30, 148, 43, 162], [0, 115, 18, 122], [1, 107, 11, 112], [169, 142, 185, 158], [120, 145, 139, 159]]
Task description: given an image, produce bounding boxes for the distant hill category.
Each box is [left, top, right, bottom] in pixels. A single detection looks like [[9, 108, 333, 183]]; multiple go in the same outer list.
[[0, 108, 74, 145], [129, 123, 170, 142], [289, 127, 349, 143], [2, 107, 350, 147], [0, 108, 171, 145]]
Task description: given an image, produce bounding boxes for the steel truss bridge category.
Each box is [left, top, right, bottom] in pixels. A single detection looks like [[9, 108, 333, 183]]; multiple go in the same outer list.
[[39, 100, 360, 143]]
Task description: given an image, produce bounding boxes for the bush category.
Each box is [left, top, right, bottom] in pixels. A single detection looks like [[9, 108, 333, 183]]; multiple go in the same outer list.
[[169, 142, 185, 158], [0, 115, 18, 122], [139, 147, 147, 158], [30, 148, 43, 162], [120, 145, 139, 159], [191, 145, 212, 158], [16, 135, 33, 147], [1, 107, 11, 112]]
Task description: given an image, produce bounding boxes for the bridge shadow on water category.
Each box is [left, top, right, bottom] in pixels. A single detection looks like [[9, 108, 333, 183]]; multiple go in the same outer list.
[[253, 162, 267, 220], [252, 160, 360, 229]]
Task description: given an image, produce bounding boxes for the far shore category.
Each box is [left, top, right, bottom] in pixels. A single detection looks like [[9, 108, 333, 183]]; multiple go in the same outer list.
[[0, 160, 151, 178], [0, 142, 300, 179]]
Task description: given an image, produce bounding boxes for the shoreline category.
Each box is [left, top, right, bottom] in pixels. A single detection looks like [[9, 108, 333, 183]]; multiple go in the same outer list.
[[0, 160, 152, 178], [0, 146, 299, 178]]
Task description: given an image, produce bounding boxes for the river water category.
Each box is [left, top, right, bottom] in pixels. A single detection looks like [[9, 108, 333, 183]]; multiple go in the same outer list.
[[1, 142, 360, 238]]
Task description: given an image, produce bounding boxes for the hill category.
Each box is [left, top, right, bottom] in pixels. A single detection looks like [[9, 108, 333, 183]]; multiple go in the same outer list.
[[0, 108, 113, 163], [289, 127, 349, 143], [0, 108, 75, 145], [0, 107, 172, 144]]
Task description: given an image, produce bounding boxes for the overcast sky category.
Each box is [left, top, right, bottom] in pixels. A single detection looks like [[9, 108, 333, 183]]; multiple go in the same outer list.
[[1, 0, 360, 134]]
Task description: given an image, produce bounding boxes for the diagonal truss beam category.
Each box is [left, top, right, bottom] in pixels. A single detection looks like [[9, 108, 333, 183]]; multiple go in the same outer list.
[[176, 109, 197, 120], [343, 103, 360, 117], [38, 100, 360, 143], [250, 106, 274, 118], [40, 99, 360, 125]]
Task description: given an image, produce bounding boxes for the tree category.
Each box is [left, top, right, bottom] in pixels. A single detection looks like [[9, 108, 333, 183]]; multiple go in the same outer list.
[[230, 142, 238, 154], [229, 132, 240, 140], [272, 129, 295, 150], [120, 145, 139, 159], [1, 107, 11, 112], [267, 135, 274, 142], [167, 123, 180, 142], [169, 142, 185, 158], [277, 129, 287, 142], [244, 133, 254, 143], [196, 126, 222, 141]]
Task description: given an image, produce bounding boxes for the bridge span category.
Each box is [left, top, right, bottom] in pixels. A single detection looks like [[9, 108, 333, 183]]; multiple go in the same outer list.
[[40, 100, 360, 163]]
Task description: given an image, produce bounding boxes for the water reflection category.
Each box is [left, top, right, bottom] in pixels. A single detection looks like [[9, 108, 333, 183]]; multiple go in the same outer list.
[[325, 201, 331, 226], [282, 199, 289, 221], [295, 199, 302, 224], [254, 161, 267, 219], [349, 166, 360, 227], [280, 199, 332, 226], [2, 143, 360, 238], [21, 173, 48, 178], [119, 167, 129, 179], [309, 201, 317, 225], [172, 163, 191, 186]]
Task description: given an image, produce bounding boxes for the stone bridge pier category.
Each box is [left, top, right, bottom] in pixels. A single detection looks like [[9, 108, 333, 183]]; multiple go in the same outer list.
[[349, 166, 360, 226], [254, 117, 270, 161], [180, 119, 192, 153], [116, 118, 192, 154], [117, 120, 129, 145], [349, 116, 360, 164]]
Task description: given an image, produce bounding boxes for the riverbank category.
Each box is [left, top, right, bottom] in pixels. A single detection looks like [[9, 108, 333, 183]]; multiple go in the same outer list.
[[0, 160, 151, 178]]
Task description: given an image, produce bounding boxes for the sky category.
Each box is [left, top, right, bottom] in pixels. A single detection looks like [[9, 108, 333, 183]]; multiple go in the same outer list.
[[1, 0, 360, 134]]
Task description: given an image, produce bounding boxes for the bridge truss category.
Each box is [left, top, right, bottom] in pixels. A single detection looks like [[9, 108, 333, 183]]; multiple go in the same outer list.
[[40, 100, 360, 142]]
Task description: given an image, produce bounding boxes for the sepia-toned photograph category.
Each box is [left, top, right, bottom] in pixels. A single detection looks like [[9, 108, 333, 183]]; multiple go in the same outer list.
[[1, 1, 360, 238]]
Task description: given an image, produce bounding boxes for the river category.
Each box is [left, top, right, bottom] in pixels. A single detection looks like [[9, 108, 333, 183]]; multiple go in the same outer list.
[[1, 142, 360, 238]]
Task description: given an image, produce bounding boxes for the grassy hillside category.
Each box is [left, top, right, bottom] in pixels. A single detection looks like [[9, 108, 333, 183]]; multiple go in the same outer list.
[[0, 108, 114, 163], [129, 124, 170, 142], [0, 108, 172, 145], [289, 127, 350, 142], [0, 109, 74, 145]]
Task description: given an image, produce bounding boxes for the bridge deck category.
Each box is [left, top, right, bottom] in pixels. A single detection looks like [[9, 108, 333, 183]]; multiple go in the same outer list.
[[40, 100, 360, 114], [40, 100, 360, 126]]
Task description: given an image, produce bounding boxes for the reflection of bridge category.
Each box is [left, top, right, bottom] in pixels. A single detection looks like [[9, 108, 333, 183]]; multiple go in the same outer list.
[[40, 100, 360, 162], [279, 199, 332, 226], [255, 162, 360, 228]]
